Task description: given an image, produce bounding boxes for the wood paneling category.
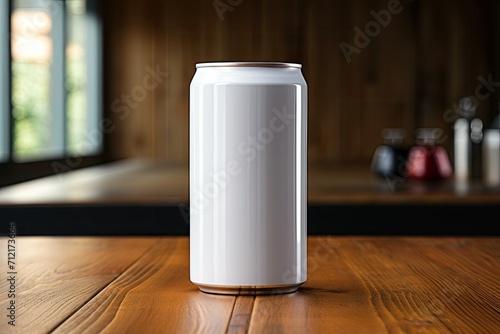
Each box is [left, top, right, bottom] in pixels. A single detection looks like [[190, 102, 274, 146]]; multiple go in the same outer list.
[[102, 0, 499, 166]]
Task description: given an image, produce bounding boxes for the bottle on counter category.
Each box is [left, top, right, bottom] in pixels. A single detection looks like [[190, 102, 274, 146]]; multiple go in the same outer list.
[[453, 97, 483, 181], [406, 128, 453, 180], [482, 128, 500, 187], [370, 128, 410, 179], [482, 107, 500, 187], [470, 118, 483, 179], [453, 118, 470, 180]]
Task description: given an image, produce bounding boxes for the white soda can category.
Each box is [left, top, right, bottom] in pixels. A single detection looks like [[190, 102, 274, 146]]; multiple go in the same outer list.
[[189, 62, 307, 295]]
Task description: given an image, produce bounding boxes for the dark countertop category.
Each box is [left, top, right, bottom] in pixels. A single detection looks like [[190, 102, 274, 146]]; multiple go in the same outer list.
[[1, 158, 499, 236]]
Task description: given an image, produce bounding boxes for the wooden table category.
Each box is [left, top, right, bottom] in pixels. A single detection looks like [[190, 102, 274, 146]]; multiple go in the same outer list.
[[1, 236, 498, 333]]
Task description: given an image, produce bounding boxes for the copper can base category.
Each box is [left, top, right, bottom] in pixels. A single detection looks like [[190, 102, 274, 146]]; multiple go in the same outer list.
[[196, 283, 303, 295]]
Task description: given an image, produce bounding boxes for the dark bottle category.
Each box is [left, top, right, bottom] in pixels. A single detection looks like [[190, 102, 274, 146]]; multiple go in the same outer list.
[[370, 128, 409, 178]]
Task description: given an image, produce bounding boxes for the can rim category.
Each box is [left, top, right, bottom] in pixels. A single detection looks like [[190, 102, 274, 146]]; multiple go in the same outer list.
[[195, 62, 302, 69]]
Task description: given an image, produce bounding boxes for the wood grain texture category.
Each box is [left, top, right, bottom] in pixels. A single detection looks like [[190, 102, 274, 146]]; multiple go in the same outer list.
[[2, 236, 488, 333], [102, 0, 500, 166], [0, 237, 158, 334], [51, 237, 236, 334], [227, 296, 255, 334], [250, 237, 500, 334]]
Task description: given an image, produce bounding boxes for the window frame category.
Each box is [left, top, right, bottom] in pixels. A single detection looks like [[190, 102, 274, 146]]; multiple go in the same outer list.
[[0, 0, 107, 188], [0, 0, 10, 163]]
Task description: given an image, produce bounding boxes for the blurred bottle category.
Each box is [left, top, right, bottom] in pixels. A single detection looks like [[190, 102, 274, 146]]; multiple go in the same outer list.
[[470, 118, 483, 179], [482, 105, 500, 187], [370, 128, 409, 178], [453, 118, 470, 180], [406, 128, 453, 180], [482, 129, 500, 187], [453, 97, 483, 180]]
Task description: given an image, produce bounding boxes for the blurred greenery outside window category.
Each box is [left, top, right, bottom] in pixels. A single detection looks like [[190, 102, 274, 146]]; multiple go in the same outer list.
[[0, 0, 102, 166]]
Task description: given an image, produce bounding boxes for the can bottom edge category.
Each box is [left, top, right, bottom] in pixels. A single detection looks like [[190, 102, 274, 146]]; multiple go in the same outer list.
[[195, 282, 304, 295]]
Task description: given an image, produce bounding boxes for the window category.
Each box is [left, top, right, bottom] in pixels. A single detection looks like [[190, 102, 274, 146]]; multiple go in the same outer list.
[[0, 0, 104, 186]]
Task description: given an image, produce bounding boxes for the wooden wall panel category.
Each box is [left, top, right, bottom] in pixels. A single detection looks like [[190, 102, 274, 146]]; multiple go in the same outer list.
[[360, 0, 416, 158], [102, 0, 498, 167], [104, 0, 157, 159], [303, 0, 344, 163]]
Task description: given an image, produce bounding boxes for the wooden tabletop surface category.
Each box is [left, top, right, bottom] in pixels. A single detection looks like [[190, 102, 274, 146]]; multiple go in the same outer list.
[[0, 236, 498, 333]]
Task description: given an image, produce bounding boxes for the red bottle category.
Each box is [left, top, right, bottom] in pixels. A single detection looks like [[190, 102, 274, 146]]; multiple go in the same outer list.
[[406, 128, 452, 180]]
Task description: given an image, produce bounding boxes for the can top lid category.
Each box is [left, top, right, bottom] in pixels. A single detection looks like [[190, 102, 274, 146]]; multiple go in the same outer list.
[[196, 62, 302, 69]]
